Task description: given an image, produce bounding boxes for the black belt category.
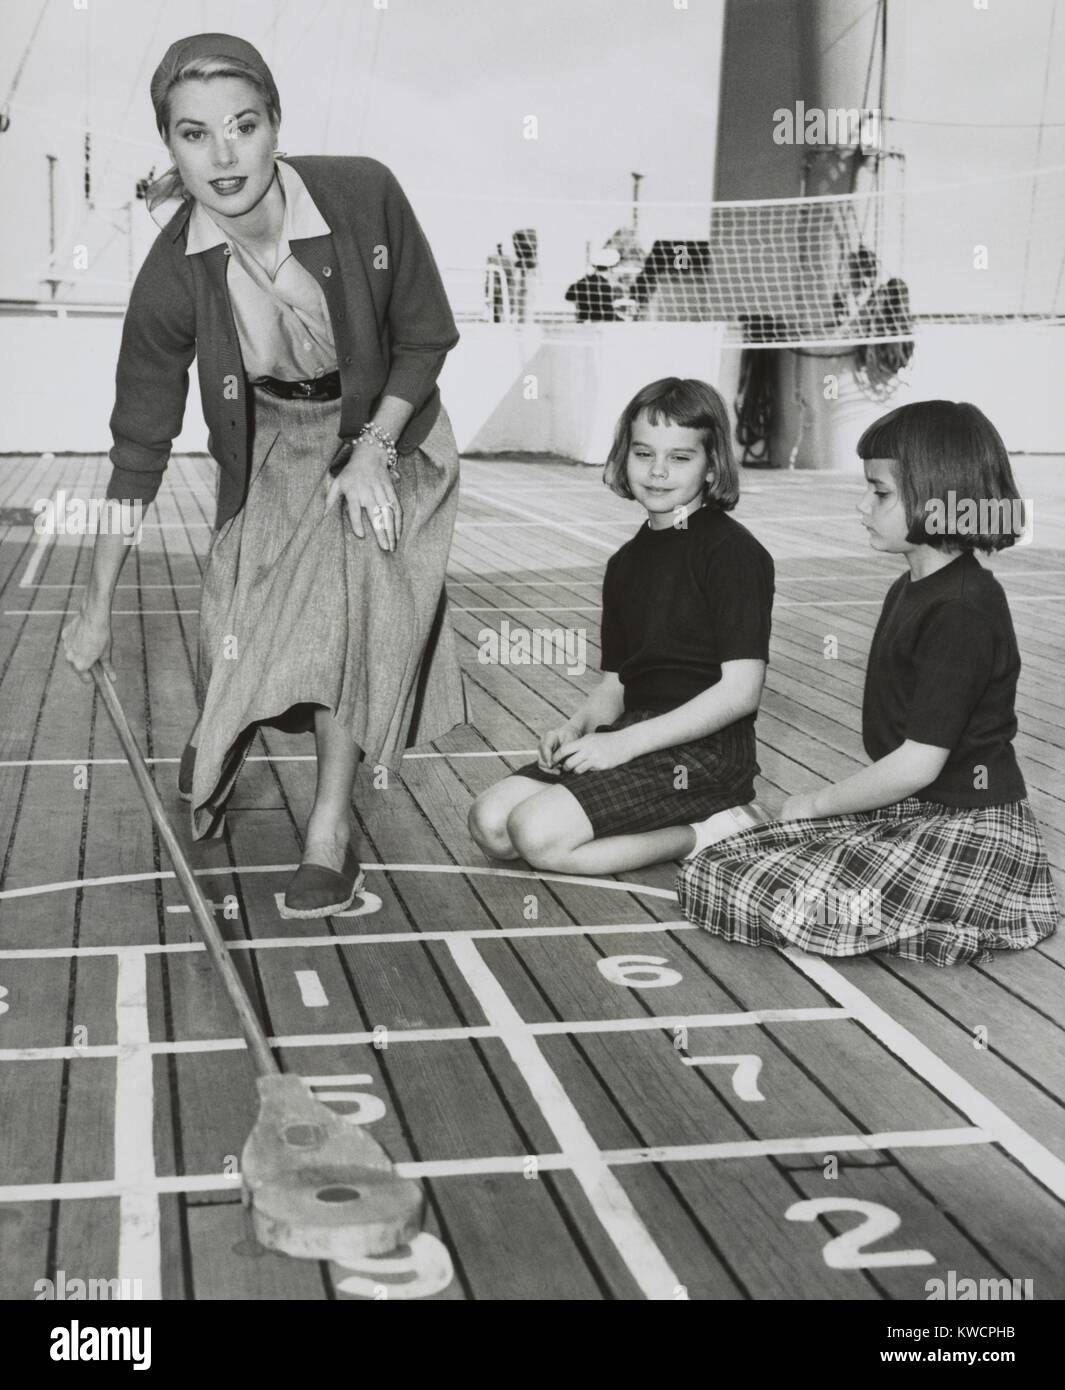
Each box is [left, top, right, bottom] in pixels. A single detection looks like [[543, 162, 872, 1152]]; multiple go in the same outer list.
[[252, 370, 341, 400]]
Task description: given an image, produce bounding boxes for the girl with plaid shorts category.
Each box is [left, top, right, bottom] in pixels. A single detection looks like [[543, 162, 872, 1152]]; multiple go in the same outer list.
[[468, 378, 775, 875], [677, 400, 1059, 966]]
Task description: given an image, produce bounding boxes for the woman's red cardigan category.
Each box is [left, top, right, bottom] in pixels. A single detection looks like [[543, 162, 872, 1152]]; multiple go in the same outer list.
[[105, 155, 460, 531]]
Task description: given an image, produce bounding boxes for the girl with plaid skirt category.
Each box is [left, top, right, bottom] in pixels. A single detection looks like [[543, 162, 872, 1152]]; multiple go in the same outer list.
[[677, 400, 1059, 966], [468, 378, 775, 874]]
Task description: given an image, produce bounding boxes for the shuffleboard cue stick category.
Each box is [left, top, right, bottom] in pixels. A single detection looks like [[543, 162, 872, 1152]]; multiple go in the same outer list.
[[91, 664, 423, 1260]]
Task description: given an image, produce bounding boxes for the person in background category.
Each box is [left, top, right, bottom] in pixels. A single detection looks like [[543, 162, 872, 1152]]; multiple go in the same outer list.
[[565, 248, 621, 322]]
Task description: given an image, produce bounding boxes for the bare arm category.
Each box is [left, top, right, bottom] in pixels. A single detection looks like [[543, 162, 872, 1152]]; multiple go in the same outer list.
[[614, 659, 766, 761], [538, 672, 625, 769], [60, 508, 145, 684], [784, 740, 951, 819], [568, 671, 627, 735]]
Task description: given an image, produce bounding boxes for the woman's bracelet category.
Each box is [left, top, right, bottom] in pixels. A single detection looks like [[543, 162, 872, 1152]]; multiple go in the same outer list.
[[357, 422, 399, 479]]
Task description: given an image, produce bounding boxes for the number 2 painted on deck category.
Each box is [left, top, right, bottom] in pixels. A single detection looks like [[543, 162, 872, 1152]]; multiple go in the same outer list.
[[786, 1199, 935, 1268]]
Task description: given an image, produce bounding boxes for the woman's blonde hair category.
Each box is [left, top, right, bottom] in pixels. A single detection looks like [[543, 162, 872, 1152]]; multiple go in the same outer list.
[[145, 55, 280, 217]]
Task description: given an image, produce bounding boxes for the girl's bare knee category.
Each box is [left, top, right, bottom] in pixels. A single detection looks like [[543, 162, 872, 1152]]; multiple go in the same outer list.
[[468, 797, 519, 859], [507, 802, 564, 868]]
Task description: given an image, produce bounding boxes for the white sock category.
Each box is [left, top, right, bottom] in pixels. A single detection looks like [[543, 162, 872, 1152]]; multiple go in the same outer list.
[[684, 805, 757, 860]]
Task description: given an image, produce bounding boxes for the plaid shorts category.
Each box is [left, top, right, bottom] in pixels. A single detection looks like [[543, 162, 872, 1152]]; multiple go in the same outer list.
[[511, 709, 758, 838], [675, 796, 1059, 966]]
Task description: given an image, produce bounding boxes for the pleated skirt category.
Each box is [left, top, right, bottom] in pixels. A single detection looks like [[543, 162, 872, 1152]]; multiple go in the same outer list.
[[189, 386, 468, 840], [511, 710, 759, 836], [675, 796, 1059, 966]]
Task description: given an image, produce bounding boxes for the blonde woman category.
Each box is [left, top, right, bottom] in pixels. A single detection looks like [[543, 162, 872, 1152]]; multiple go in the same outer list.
[[62, 32, 467, 915]]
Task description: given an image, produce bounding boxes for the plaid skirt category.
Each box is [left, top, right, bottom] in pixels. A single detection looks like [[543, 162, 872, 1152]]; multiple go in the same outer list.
[[189, 387, 468, 840], [511, 710, 758, 837], [675, 796, 1059, 966]]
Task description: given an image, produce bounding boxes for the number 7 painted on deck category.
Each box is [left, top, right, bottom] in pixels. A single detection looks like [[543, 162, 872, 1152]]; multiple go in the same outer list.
[[682, 1053, 765, 1102]]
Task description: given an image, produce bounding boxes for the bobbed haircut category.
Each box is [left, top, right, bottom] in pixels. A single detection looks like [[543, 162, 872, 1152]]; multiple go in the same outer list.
[[856, 399, 1024, 553], [603, 377, 740, 511], [146, 57, 280, 216]]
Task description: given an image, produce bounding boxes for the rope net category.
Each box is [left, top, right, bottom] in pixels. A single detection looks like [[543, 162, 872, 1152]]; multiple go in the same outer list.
[[424, 164, 1065, 346]]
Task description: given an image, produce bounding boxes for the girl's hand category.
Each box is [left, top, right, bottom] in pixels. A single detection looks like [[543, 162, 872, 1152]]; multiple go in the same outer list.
[[780, 792, 821, 821], [538, 722, 583, 771], [61, 606, 116, 686], [555, 729, 632, 774], [324, 437, 403, 552]]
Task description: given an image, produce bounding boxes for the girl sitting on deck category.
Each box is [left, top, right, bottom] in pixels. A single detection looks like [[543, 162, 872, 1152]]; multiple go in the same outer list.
[[468, 377, 775, 874], [676, 399, 1059, 966]]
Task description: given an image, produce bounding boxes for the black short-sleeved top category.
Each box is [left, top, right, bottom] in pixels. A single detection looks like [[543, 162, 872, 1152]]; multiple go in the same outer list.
[[600, 505, 775, 718], [862, 552, 1026, 806]]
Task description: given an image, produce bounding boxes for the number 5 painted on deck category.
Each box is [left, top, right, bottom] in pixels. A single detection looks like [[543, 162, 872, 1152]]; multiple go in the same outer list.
[[786, 1199, 934, 1268], [682, 1053, 764, 1102], [305, 1075, 386, 1126]]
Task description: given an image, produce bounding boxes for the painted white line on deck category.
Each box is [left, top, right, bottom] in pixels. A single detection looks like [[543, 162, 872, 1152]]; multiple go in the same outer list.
[[785, 950, 1065, 1203], [459, 485, 618, 554], [19, 515, 53, 588], [0, 1007, 850, 1061], [0, 1126, 998, 1203], [446, 935, 681, 1300], [294, 970, 329, 1009], [451, 580, 602, 589], [23, 583, 204, 590], [0, 918, 699, 959], [456, 520, 631, 529], [0, 750, 537, 769], [113, 953, 162, 1300], [0, 862, 677, 903], [4, 609, 199, 616], [455, 605, 600, 613]]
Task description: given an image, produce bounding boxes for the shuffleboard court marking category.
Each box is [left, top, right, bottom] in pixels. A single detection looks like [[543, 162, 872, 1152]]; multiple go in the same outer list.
[[0, 1007, 851, 1061], [7, 851, 1062, 1264], [0, 751, 539, 769], [784, 949, 1065, 1204], [271, 890, 382, 919], [445, 934, 682, 1300], [0, 863, 678, 903], [456, 517, 633, 525], [294, 970, 329, 1008], [18, 504, 54, 588], [22, 583, 206, 590], [4, 609, 200, 616], [0, 1132, 995, 1205], [113, 952, 162, 1300], [455, 605, 601, 613], [0, 918, 705, 959], [458, 485, 618, 554]]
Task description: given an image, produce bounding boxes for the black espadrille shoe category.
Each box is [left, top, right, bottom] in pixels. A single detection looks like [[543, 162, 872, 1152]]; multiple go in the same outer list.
[[177, 741, 196, 802], [281, 843, 366, 919]]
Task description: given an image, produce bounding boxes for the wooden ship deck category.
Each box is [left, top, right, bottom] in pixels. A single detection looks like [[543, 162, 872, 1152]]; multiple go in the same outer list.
[[0, 450, 1062, 1301]]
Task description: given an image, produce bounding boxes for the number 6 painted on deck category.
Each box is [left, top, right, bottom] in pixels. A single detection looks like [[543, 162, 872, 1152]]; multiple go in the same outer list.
[[785, 1199, 934, 1268], [596, 955, 683, 989]]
